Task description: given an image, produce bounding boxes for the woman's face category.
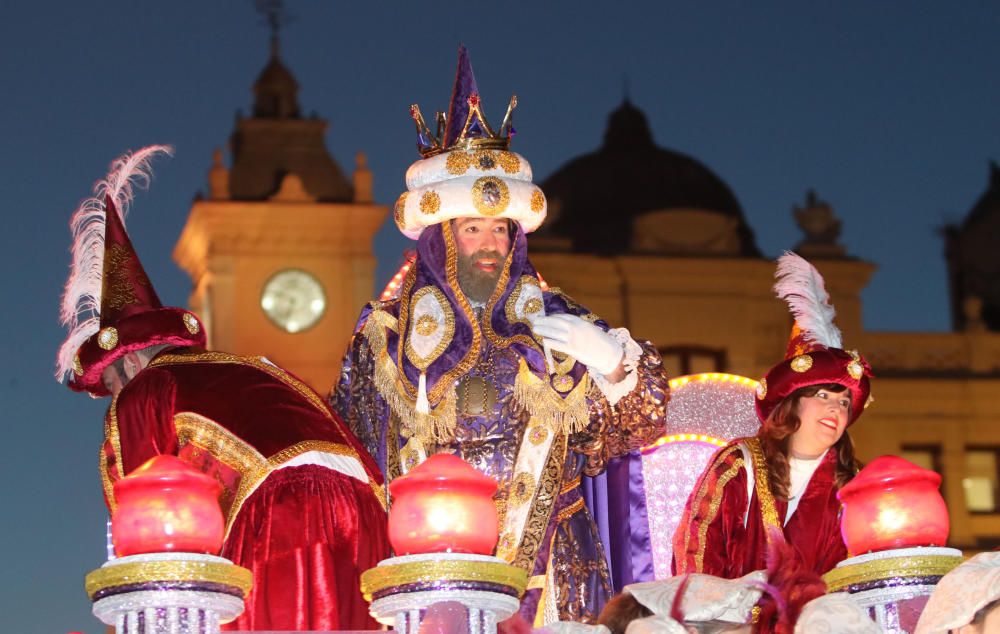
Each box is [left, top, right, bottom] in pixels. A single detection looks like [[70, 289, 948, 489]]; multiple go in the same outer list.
[[788, 387, 851, 458]]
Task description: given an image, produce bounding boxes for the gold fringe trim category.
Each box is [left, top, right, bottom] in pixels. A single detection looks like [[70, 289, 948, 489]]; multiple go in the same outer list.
[[365, 307, 458, 445], [513, 359, 590, 435], [365, 309, 590, 443]]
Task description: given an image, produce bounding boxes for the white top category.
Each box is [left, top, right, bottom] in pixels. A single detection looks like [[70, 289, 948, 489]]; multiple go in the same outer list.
[[740, 446, 828, 526], [786, 451, 828, 522]]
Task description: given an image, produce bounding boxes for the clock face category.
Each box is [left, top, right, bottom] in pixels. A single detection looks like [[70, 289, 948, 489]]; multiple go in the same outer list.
[[260, 269, 326, 333]]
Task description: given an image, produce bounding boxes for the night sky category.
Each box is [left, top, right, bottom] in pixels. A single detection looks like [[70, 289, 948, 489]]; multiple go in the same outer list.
[[3, 2, 999, 631]]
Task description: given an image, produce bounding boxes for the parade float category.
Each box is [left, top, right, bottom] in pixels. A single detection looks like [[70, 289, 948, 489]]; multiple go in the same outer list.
[[84, 375, 966, 633]]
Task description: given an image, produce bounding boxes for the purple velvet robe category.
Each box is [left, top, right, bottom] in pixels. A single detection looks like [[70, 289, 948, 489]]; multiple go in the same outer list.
[[330, 223, 668, 623]]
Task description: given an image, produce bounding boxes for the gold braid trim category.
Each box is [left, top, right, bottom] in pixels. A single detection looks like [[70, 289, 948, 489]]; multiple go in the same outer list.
[[512, 432, 567, 572], [392, 258, 420, 398], [696, 456, 745, 573], [745, 437, 782, 535], [559, 475, 582, 496], [395, 222, 482, 405], [513, 359, 591, 435], [173, 413, 387, 539], [360, 559, 528, 601], [102, 394, 125, 513], [386, 411, 402, 487], [482, 242, 541, 353], [554, 496, 585, 523], [85, 559, 253, 599], [677, 444, 741, 574], [99, 440, 117, 515], [175, 412, 267, 474], [532, 487, 584, 628], [823, 554, 963, 592], [173, 411, 265, 536]]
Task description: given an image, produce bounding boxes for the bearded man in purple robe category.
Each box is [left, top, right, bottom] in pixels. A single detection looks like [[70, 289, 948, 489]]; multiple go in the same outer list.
[[330, 47, 668, 625]]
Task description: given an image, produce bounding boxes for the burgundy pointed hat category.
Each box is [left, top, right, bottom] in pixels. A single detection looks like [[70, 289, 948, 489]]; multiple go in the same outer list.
[[754, 253, 873, 425], [56, 146, 205, 397]]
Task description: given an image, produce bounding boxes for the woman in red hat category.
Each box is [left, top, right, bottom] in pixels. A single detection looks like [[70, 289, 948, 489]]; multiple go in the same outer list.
[[672, 252, 873, 581]]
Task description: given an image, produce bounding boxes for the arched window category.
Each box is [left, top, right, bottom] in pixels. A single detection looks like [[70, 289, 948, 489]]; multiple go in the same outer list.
[[658, 345, 727, 376]]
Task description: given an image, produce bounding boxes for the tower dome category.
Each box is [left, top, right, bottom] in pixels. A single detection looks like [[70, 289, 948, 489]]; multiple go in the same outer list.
[[539, 100, 760, 256], [944, 161, 1000, 331]]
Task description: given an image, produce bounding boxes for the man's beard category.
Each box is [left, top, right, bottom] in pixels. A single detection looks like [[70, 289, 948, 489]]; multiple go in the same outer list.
[[457, 249, 504, 304]]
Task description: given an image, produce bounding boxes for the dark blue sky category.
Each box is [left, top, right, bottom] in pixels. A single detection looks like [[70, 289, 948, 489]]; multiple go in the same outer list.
[[3, 2, 999, 631]]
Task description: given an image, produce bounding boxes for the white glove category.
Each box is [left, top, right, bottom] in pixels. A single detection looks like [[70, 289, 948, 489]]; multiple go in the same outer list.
[[531, 313, 624, 376]]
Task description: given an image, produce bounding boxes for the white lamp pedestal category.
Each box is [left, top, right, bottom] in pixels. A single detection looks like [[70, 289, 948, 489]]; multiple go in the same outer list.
[[823, 546, 963, 633], [360, 553, 528, 634], [85, 553, 252, 634]]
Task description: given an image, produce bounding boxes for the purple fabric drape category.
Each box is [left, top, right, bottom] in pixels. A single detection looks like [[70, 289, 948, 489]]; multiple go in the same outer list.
[[583, 451, 653, 591]]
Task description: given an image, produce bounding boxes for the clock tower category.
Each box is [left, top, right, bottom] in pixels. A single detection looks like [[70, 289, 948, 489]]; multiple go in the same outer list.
[[173, 36, 386, 392]]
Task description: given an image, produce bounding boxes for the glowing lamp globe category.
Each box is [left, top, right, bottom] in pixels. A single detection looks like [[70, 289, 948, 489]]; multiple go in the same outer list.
[[838, 455, 949, 555], [111, 455, 224, 557], [388, 453, 499, 555]]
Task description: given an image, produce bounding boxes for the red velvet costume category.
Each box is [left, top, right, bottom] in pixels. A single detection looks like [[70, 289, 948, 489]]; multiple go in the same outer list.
[[671, 439, 846, 579], [100, 349, 389, 631]]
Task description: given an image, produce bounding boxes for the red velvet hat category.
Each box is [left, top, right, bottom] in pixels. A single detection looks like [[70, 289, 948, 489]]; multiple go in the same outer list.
[[56, 147, 206, 397], [754, 253, 873, 425]]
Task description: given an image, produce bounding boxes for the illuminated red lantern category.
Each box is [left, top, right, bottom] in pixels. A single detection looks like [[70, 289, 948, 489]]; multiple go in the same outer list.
[[838, 455, 949, 555], [388, 453, 499, 555], [112, 455, 224, 557]]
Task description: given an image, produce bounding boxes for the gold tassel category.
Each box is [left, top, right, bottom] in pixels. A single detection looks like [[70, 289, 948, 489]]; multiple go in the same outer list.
[[364, 308, 458, 445], [513, 359, 590, 435], [363, 308, 589, 443]]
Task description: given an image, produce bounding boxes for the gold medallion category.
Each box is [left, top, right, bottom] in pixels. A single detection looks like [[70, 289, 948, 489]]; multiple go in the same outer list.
[[415, 314, 438, 337], [509, 472, 536, 507], [419, 190, 441, 215], [847, 360, 863, 380], [790, 354, 813, 373], [552, 374, 575, 393], [471, 176, 510, 216], [446, 151, 472, 175], [530, 189, 545, 213], [98, 327, 119, 351], [528, 425, 548, 446], [182, 312, 200, 335]]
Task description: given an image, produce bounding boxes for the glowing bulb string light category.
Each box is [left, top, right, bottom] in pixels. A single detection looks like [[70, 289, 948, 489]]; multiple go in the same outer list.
[[536, 271, 549, 292], [668, 372, 759, 391], [379, 251, 417, 301], [641, 433, 727, 454]]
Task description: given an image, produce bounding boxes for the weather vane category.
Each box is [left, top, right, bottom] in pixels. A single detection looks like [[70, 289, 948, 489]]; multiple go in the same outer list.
[[255, 0, 294, 41]]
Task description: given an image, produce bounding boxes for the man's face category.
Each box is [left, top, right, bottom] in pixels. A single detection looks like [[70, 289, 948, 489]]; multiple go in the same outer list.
[[453, 217, 512, 303], [100, 351, 144, 396]]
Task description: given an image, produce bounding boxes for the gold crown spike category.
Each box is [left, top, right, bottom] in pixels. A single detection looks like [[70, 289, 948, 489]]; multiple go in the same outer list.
[[410, 104, 442, 156], [412, 93, 518, 158], [435, 111, 447, 142], [497, 94, 517, 139]]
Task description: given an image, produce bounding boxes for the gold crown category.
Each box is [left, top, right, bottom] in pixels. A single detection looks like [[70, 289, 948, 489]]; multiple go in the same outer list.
[[411, 93, 517, 158]]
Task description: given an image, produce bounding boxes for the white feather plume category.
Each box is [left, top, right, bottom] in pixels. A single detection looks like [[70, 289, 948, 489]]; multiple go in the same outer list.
[[773, 251, 842, 349], [56, 145, 173, 383]]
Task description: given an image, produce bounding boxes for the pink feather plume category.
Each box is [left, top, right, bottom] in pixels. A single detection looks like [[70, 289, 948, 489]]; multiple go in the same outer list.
[[773, 251, 843, 350], [55, 145, 173, 383]]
